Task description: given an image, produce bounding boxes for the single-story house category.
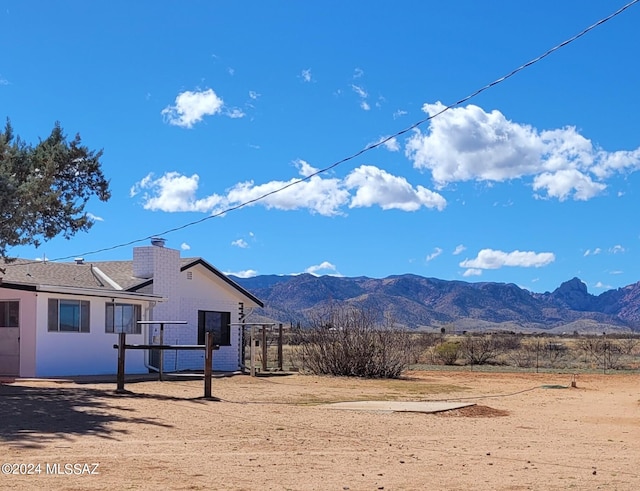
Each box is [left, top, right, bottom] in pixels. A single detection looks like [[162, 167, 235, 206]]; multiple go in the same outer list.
[[0, 238, 263, 377]]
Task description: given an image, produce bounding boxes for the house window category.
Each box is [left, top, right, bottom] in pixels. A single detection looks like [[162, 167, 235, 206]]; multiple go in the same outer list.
[[105, 303, 142, 334], [0, 301, 19, 327], [48, 299, 90, 332], [198, 311, 231, 346]]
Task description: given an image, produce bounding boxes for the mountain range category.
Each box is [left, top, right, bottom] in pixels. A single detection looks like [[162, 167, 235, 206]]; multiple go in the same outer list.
[[229, 274, 640, 334]]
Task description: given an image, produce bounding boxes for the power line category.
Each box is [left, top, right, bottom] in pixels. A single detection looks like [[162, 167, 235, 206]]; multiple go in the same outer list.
[[8, 0, 640, 265]]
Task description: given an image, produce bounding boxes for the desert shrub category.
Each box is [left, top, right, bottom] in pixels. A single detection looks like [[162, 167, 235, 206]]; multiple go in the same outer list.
[[294, 305, 410, 378], [460, 335, 503, 365], [432, 341, 461, 365]]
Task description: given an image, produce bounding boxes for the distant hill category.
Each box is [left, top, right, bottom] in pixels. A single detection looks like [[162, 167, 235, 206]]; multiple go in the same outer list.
[[229, 274, 640, 334]]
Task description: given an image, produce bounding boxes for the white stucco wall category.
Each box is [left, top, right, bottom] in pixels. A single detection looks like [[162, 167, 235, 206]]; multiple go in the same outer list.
[[34, 293, 148, 377]]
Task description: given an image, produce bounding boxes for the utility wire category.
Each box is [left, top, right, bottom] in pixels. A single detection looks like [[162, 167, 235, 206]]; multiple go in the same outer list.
[[8, 0, 640, 264]]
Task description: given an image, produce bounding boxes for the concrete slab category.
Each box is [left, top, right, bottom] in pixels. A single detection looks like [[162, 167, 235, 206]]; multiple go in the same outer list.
[[325, 401, 475, 414]]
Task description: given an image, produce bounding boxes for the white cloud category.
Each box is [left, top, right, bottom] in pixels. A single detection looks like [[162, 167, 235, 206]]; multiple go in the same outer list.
[[0, 76, 8, 86], [226, 160, 349, 216], [609, 244, 626, 254], [87, 212, 104, 222], [249, 91, 260, 100], [131, 172, 225, 212], [226, 269, 258, 278], [301, 69, 312, 82], [594, 281, 612, 289], [180, 242, 191, 251], [225, 108, 245, 119], [609, 270, 623, 275], [360, 101, 370, 111], [532, 169, 605, 201], [405, 102, 640, 200], [462, 268, 483, 277], [584, 248, 602, 256], [353, 68, 364, 79], [460, 249, 555, 272], [370, 136, 399, 152], [453, 244, 466, 255], [351, 84, 368, 98], [232, 239, 249, 249], [393, 109, 407, 119], [345, 165, 446, 211], [305, 261, 338, 276], [161, 88, 224, 128], [426, 247, 443, 262], [134, 162, 446, 216]]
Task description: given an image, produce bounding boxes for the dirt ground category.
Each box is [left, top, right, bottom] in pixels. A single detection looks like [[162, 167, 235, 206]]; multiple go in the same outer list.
[[1, 370, 639, 490]]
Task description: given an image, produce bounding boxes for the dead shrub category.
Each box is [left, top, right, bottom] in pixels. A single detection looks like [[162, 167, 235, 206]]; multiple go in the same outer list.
[[293, 305, 410, 378]]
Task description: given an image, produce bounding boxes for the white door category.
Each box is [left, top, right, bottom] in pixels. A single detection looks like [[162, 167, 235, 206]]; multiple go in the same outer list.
[[0, 301, 20, 376]]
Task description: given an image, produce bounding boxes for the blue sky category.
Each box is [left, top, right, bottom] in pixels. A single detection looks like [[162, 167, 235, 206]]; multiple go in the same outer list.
[[2, 1, 640, 294]]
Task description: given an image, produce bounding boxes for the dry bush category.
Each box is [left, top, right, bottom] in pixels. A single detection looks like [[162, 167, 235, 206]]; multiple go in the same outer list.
[[432, 341, 462, 365], [460, 335, 504, 365], [293, 305, 410, 378]]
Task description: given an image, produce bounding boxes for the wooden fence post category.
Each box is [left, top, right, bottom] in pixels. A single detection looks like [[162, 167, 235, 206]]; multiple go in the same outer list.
[[262, 325, 268, 372], [278, 323, 283, 371], [204, 331, 213, 398], [116, 332, 126, 393]]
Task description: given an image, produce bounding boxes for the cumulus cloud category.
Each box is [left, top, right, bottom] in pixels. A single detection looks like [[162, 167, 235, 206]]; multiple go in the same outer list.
[[594, 281, 612, 289], [405, 102, 640, 200], [232, 239, 249, 248], [226, 160, 349, 216], [459, 249, 555, 275], [360, 101, 371, 111], [130, 172, 225, 212], [383, 138, 400, 152], [345, 165, 446, 211], [249, 90, 260, 100], [609, 244, 626, 254], [133, 162, 445, 216], [393, 109, 407, 119], [226, 269, 258, 278], [181, 242, 191, 251], [301, 69, 312, 82], [305, 261, 338, 276], [462, 268, 483, 277], [161, 88, 224, 128]]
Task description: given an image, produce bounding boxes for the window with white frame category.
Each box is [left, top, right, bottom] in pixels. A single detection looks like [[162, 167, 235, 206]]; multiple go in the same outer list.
[[48, 299, 90, 332], [105, 303, 142, 334]]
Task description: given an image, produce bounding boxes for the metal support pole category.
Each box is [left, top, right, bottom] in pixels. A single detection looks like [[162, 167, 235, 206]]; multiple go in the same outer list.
[[204, 332, 213, 398], [159, 323, 165, 381], [278, 323, 283, 371], [116, 332, 126, 393]]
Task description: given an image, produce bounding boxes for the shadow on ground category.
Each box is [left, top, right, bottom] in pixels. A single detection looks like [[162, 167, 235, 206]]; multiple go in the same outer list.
[[0, 382, 177, 449]]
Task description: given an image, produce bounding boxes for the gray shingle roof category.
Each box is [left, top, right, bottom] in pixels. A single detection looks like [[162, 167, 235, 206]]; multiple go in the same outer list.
[[0, 257, 263, 307]]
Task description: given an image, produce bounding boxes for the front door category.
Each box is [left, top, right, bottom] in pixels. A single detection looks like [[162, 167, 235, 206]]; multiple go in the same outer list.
[[0, 301, 20, 376]]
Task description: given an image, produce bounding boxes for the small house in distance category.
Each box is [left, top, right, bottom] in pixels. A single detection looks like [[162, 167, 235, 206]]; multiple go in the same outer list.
[[0, 239, 263, 377]]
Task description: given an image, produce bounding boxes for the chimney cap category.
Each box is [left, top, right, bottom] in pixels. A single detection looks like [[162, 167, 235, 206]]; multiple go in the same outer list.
[[150, 237, 166, 247], [74, 257, 85, 264]]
